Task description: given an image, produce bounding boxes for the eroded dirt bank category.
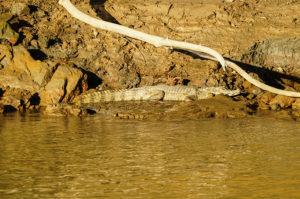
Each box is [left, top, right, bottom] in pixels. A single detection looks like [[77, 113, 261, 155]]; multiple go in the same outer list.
[[0, 0, 299, 120]]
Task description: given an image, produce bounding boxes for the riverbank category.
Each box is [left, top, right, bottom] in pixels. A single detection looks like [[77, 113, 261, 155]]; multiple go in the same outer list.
[[0, 0, 299, 120]]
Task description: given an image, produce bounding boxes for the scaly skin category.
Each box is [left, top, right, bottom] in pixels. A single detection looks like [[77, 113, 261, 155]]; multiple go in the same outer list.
[[71, 85, 240, 105]]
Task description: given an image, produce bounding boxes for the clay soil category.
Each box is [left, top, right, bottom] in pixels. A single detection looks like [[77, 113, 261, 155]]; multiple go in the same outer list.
[[0, 0, 299, 120]]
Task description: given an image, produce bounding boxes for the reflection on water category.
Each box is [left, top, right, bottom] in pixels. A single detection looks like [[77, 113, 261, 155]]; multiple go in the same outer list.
[[0, 114, 299, 198]]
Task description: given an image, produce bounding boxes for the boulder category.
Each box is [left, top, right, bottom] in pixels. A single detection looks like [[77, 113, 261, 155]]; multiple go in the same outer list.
[[39, 64, 85, 105], [260, 92, 276, 104], [244, 38, 300, 75], [269, 95, 295, 110], [0, 96, 21, 110], [10, 45, 53, 87], [0, 43, 89, 109], [0, 20, 19, 45], [292, 99, 300, 110], [0, 44, 52, 92]]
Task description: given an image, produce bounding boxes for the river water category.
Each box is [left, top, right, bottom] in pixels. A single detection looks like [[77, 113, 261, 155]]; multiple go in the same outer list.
[[0, 113, 299, 199]]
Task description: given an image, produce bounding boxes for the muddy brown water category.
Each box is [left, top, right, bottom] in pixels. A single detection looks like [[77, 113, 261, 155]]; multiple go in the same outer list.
[[0, 113, 299, 198]]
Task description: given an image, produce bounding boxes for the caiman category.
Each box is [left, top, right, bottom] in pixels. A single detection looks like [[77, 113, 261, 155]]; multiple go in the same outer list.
[[71, 85, 240, 105]]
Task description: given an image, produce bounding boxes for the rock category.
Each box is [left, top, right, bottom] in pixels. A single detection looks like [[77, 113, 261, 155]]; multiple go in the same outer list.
[[258, 101, 270, 110], [0, 87, 25, 112], [30, 39, 39, 49], [38, 36, 49, 48], [242, 81, 252, 90], [36, 9, 46, 18], [259, 92, 276, 104], [10, 3, 30, 16], [39, 64, 85, 105], [0, 21, 19, 45], [0, 96, 21, 110], [0, 44, 53, 92], [294, 82, 300, 91], [0, 44, 13, 66], [0, 43, 88, 108], [0, 104, 17, 113], [43, 104, 87, 116], [269, 95, 295, 110], [0, 74, 40, 93], [244, 38, 300, 75], [292, 110, 300, 118], [0, 14, 14, 22], [10, 45, 53, 86], [292, 99, 300, 110], [243, 81, 262, 95]]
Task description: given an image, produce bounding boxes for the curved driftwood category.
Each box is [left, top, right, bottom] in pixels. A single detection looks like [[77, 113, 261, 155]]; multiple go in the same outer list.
[[59, 0, 300, 98]]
